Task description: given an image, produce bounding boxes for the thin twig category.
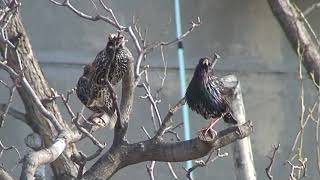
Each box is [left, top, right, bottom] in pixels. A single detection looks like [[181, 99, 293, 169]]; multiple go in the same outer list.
[[167, 162, 178, 179], [73, 113, 105, 150], [0, 85, 16, 127], [0, 140, 21, 162], [295, 4, 320, 49], [147, 17, 201, 49], [49, 0, 121, 29], [287, 158, 307, 180], [265, 144, 280, 180], [0, 54, 64, 133], [288, 99, 318, 157], [303, 2, 320, 16], [141, 126, 152, 139], [146, 161, 155, 180], [60, 93, 75, 119], [316, 89, 320, 176], [155, 98, 185, 138], [184, 149, 228, 180]]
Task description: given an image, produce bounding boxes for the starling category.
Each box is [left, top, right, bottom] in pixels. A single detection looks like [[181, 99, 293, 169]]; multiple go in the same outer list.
[[185, 54, 237, 137], [76, 64, 116, 127], [76, 64, 115, 119], [76, 64, 99, 112], [87, 80, 115, 116], [90, 33, 132, 86], [76, 64, 93, 110], [86, 33, 132, 109]]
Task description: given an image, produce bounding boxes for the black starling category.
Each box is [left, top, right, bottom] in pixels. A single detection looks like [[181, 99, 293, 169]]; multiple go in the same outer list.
[[185, 54, 237, 137]]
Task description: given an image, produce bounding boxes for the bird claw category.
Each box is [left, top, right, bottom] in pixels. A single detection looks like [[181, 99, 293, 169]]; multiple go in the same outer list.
[[198, 127, 217, 139]]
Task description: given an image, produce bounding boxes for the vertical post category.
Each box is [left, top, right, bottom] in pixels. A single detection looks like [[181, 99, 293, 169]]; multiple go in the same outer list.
[[173, 0, 193, 175], [222, 75, 256, 180]]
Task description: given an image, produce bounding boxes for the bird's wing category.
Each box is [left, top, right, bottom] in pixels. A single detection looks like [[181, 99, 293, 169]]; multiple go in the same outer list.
[[206, 76, 226, 112], [207, 76, 235, 111], [76, 76, 90, 104], [208, 76, 238, 123]]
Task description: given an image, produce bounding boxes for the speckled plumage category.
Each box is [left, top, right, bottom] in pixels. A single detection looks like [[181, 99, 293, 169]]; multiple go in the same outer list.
[[76, 65, 93, 110], [86, 34, 132, 110], [87, 80, 115, 115], [76, 34, 132, 117], [186, 55, 237, 129], [90, 34, 132, 85], [76, 64, 114, 114]]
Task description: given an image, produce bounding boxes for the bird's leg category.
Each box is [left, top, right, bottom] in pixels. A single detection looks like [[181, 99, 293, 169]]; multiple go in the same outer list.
[[199, 117, 220, 138]]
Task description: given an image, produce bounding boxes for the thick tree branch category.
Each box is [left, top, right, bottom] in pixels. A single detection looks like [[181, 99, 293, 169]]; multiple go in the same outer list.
[[268, 0, 320, 89], [113, 48, 135, 143], [20, 131, 76, 179], [0, 13, 79, 178], [0, 61, 64, 132], [0, 167, 14, 180], [82, 121, 253, 179]]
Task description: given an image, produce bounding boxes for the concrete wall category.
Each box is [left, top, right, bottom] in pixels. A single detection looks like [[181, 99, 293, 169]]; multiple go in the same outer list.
[[0, 0, 319, 179]]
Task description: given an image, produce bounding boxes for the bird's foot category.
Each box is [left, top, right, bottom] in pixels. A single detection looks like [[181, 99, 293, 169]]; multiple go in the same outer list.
[[198, 127, 217, 140]]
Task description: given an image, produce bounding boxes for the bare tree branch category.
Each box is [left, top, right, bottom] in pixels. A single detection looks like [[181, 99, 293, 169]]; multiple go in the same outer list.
[[49, 0, 122, 29], [0, 167, 14, 180], [49, 0, 200, 86], [0, 8, 79, 178], [20, 131, 76, 179], [0, 85, 16, 127], [265, 144, 280, 180], [82, 121, 253, 179], [303, 2, 320, 16], [0, 103, 26, 122], [287, 158, 307, 180], [184, 149, 228, 180], [0, 140, 21, 161], [113, 49, 134, 144], [268, 0, 320, 89], [0, 61, 64, 132], [155, 98, 186, 139], [316, 92, 320, 176]]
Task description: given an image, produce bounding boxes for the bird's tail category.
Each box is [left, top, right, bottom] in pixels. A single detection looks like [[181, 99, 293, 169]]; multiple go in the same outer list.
[[223, 112, 237, 124]]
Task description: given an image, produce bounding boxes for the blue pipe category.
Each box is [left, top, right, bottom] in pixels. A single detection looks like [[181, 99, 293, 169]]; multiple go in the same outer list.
[[174, 0, 193, 177]]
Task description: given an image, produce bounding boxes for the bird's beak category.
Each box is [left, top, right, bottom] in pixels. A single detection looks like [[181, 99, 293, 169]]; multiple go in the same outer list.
[[212, 53, 220, 67], [203, 58, 209, 66], [107, 33, 112, 40]]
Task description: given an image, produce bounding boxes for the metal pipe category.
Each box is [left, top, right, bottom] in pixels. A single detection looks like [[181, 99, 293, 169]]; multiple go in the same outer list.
[[173, 0, 193, 176]]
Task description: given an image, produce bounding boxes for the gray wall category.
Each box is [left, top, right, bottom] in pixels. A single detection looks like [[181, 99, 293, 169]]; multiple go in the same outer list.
[[0, 0, 319, 179]]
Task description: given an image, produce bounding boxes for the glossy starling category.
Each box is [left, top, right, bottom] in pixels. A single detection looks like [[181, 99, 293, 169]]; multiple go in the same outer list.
[[185, 54, 237, 137]]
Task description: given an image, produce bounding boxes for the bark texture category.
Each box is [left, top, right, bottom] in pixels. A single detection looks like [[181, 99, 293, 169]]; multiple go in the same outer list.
[[0, 14, 78, 179], [0, 168, 14, 180], [222, 75, 257, 180], [82, 121, 253, 179], [268, 0, 320, 88]]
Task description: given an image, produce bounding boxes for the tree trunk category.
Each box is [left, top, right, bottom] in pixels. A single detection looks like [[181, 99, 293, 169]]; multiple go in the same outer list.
[[222, 75, 257, 180], [0, 14, 78, 179]]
